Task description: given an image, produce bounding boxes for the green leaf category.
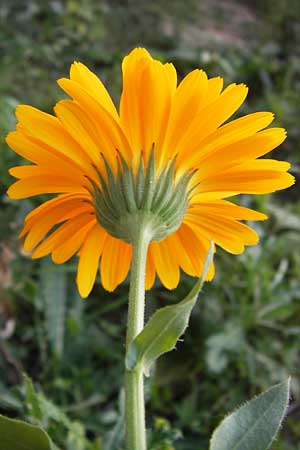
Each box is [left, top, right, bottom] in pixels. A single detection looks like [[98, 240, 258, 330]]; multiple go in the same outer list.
[[126, 242, 214, 375], [24, 374, 43, 423], [0, 414, 56, 450], [23, 373, 70, 429], [21, 374, 92, 449], [210, 378, 290, 450]]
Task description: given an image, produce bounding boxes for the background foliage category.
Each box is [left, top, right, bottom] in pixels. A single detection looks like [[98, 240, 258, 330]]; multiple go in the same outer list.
[[0, 1, 300, 449]]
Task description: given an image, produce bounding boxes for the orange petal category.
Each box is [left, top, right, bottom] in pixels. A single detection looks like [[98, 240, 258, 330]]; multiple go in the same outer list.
[[175, 83, 249, 167], [15, 105, 94, 172], [9, 165, 84, 183], [163, 232, 198, 276], [69, 61, 119, 120], [186, 215, 259, 254], [54, 100, 105, 167], [177, 223, 213, 278], [145, 246, 156, 290], [119, 49, 150, 157], [100, 236, 132, 291], [58, 78, 132, 166], [164, 62, 177, 96], [150, 239, 180, 289], [188, 199, 267, 221], [197, 159, 294, 195], [120, 48, 176, 165], [23, 198, 92, 251], [7, 175, 87, 199], [6, 131, 85, 176], [205, 76, 224, 104], [194, 127, 287, 180], [32, 213, 94, 258], [22, 193, 88, 225], [51, 219, 96, 264], [181, 112, 276, 174], [76, 224, 107, 298], [161, 69, 208, 166]]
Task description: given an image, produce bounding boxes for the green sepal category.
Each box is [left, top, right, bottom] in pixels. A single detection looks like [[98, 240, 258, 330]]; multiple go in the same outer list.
[[210, 378, 290, 450], [152, 158, 176, 213], [159, 174, 192, 228], [141, 147, 155, 210], [0, 414, 57, 450], [125, 242, 214, 375], [157, 171, 191, 219], [134, 157, 145, 208], [91, 150, 191, 243], [117, 151, 137, 213]]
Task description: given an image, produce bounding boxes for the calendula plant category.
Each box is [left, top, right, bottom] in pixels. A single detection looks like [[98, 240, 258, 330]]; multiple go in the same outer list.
[[2, 48, 294, 450]]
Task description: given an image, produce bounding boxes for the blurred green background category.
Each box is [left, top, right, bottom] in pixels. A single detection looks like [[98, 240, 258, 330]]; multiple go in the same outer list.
[[0, 1, 300, 449]]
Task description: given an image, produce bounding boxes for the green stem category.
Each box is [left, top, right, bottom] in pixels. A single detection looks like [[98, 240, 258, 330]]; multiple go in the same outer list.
[[125, 225, 150, 450]]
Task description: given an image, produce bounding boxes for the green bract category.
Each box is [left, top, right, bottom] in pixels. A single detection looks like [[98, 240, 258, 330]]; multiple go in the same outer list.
[[126, 242, 214, 376], [90, 149, 192, 243]]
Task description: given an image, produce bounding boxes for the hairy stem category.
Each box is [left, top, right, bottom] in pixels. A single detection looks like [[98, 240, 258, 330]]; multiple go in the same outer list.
[[125, 225, 150, 450]]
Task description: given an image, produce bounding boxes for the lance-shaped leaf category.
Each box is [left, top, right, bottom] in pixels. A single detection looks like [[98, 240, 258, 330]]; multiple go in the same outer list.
[[0, 414, 57, 450], [210, 378, 290, 450], [126, 242, 214, 375]]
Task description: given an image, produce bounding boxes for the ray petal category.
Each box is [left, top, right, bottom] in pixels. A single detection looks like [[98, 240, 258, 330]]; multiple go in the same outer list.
[[32, 212, 94, 258], [150, 240, 180, 289], [76, 224, 108, 298], [196, 159, 295, 195], [7, 175, 87, 199], [23, 199, 92, 251], [58, 78, 132, 165], [69, 61, 119, 120], [120, 48, 176, 166], [51, 219, 96, 264], [145, 246, 156, 291], [187, 199, 268, 221], [15, 105, 94, 171], [186, 215, 259, 254], [100, 236, 132, 291]]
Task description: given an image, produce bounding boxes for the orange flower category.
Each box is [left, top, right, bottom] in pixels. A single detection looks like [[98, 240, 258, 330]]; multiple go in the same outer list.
[[7, 48, 294, 297]]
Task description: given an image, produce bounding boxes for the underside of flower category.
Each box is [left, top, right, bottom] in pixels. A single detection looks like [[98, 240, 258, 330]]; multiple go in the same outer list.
[[6, 48, 295, 296], [90, 149, 192, 243]]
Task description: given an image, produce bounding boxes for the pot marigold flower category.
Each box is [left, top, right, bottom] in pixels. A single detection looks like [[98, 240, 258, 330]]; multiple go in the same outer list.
[[7, 48, 294, 298]]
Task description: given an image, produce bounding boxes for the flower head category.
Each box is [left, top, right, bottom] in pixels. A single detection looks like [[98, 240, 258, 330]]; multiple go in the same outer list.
[[7, 48, 294, 297]]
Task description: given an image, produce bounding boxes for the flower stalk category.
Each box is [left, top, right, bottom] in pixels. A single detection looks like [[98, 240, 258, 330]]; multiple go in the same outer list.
[[125, 224, 150, 450]]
